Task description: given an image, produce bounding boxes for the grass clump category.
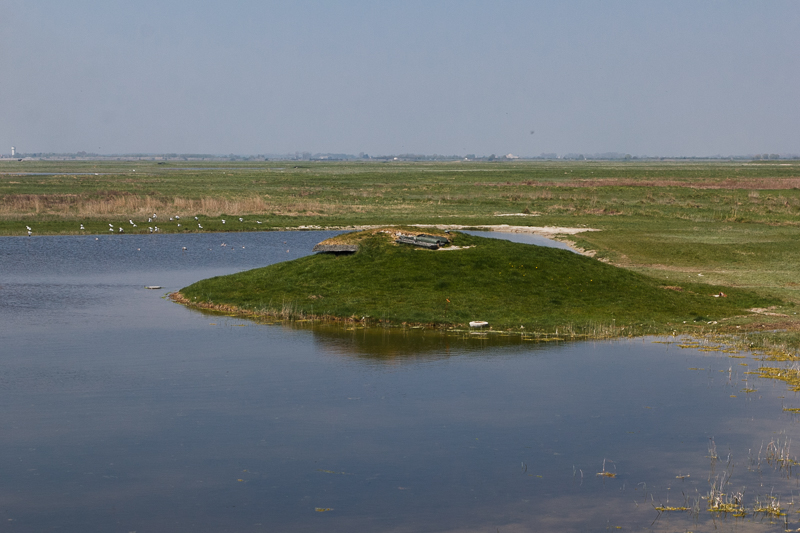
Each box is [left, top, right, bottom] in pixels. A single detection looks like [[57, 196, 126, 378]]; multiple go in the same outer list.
[[175, 230, 776, 333]]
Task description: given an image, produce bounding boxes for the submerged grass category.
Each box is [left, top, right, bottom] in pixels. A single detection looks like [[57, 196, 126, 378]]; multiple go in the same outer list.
[[175, 230, 776, 333]]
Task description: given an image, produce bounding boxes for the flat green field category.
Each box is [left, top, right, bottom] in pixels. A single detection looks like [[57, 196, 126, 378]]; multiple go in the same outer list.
[[4, 159, 800, 339]]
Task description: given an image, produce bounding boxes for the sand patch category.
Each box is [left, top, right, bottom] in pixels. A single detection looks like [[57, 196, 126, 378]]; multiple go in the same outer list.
[[410, 224, 600, 235]]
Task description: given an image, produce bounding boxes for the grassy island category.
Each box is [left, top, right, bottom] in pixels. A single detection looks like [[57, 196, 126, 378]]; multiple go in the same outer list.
[[173, 228, 776, 335]]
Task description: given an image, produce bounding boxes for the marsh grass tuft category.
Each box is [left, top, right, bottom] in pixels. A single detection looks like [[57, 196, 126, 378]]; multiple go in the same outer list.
[[596, 458, 616, 478]]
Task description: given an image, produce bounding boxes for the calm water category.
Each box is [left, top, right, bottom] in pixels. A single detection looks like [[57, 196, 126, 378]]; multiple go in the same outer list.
[[464, 230, 576, 251], [2, 232, 799, 532]]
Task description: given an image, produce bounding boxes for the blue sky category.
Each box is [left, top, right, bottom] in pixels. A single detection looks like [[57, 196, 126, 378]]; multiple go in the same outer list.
[[1, 1, 798, 156]]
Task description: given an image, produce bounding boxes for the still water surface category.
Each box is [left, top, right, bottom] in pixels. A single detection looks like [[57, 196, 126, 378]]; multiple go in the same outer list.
[[2, 232, 799, 532]]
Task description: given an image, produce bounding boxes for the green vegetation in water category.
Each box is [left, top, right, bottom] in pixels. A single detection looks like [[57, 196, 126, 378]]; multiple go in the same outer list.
[[175, 230, 776, 333]]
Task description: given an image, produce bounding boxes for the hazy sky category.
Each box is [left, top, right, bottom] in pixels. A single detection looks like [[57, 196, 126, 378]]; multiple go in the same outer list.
[[2, 1, 798, 156]]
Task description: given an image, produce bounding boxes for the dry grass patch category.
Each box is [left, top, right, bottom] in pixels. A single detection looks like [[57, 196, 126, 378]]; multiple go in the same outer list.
[[316, 226, 450, 246], [0, 192, 361, 219]]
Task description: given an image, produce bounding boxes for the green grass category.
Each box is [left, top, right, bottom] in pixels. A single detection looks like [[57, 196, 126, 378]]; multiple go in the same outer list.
[[176, 231, 778, 334], [6, 158, 800, 334], [4, 159, 800, 235]]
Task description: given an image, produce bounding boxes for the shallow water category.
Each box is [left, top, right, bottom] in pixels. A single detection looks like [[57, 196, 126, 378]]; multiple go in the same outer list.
[[2, 232, 799, 532], [464, 230, 576, 251]]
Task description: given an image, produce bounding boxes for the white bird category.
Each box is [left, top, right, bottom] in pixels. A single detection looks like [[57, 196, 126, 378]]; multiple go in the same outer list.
[[239, 217, 243, 222], [153, 213, 157, 218], [129, 219, 134, 225], [154, 226, 159, 232], [177, 223, 181, 227], [169, 217, 173, 221], [194, 216, 198, 220], [175, 215, 180, 220], [80, 224, 85, 230], [148, 218, 152, 223], [256, 221, 262, 224], [198, 224, 203, 229], [26, 225, 31, 231], [109, 223, 114, 227], [109, 227, 114, 232], [182, 247, 187, 251], [119, 227, 124, 233], [27, 230, 32, 236], [221, 219, 226, 224], [149, 227, 153, 233]]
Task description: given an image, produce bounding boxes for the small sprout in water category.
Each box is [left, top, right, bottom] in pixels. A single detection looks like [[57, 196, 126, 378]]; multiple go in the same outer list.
[[597, 458, 616, 478]]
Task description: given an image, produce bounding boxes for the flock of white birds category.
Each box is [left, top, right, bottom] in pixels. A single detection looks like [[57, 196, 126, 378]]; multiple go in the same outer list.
[[24, 213, 264, 236]]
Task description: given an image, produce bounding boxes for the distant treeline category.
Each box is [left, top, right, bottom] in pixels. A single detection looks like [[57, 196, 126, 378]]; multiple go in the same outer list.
[[3, 151, 798, 161]]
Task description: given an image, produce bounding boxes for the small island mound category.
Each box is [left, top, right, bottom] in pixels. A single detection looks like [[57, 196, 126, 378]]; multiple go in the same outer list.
[[172, 228, 776, 334]]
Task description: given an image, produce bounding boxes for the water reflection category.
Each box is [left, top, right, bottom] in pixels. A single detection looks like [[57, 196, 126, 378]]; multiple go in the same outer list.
[[1, 232, 798, 532], [305, 323, 558, 361]]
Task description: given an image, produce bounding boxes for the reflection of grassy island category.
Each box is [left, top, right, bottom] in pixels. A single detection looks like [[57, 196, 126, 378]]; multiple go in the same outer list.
[[173, 228, 776, 334]]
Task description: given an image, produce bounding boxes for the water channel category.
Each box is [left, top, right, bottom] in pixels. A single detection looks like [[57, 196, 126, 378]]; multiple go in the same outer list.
[[2, 231, 799, 532]]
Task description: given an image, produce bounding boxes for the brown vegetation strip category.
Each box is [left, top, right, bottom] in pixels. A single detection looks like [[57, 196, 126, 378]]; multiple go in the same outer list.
[[478, 178, 800, 189], [169, 291, 443, 327], [170, 291, 341, 322], [0, 193, 341, 217]]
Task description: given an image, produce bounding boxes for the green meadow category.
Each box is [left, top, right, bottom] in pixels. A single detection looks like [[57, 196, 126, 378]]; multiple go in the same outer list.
[[3, 158, 800, 336]]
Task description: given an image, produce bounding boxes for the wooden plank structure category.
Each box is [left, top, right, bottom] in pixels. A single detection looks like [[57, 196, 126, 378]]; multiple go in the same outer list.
[[312, 244, 359, 254], [395, 233, 450, 250]]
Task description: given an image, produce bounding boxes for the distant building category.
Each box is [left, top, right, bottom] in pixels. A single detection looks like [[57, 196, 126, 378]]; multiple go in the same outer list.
[[11, 147, 15, 157]]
